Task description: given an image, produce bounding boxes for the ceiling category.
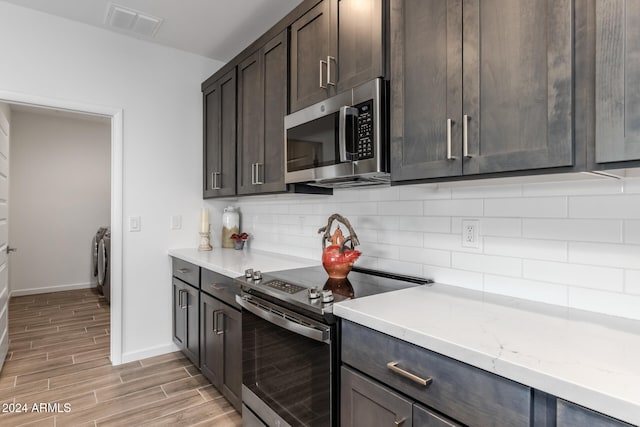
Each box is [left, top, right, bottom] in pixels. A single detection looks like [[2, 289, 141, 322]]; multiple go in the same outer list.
[[1, 0, 304, 62]]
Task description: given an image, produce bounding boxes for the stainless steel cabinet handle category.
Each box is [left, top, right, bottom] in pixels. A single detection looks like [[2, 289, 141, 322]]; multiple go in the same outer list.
[[210, 283, 225, 291], [179, 290, 188, 309], [446, 118, 455, 160], [250, 163, 255, 185], [387, 362, 432, 386], [463, 114, 471, 158], [212, 309, 225, 334], [319, 59, 327, 89], [327, 56, 336, 86], [177, 268, 189, 274], [394, 418, 407, 427], [211, 172, 221, 190], [254, 163, 263, 185]]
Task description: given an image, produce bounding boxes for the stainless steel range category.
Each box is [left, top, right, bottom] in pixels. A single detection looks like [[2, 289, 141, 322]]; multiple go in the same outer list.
[[235, 265, 432, 427]]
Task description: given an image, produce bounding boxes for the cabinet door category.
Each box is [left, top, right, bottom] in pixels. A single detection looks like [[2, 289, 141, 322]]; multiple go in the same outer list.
[[203, 68, 236, 198], [259, 31, 288, 194], [595, 0, 640, 163], [172, 279, 186, 350], [237, 51, 263, 195], [334, 0, 384, 93], [390, 0, 463, 181], [200, 293, 223, 388], [220, 302, 242, 411], [341, 366, 413, 427], [557, 400, 633, 427], [413, 404, 461, 427], [200, 293, 242, 411], [183, 283, 200, 367], [290, 0, 331, 112], [462, 0, 573, 175]]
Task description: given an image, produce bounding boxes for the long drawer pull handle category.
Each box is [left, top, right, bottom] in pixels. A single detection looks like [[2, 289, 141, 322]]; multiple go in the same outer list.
[[177, 268, 189, 274], [387, 362, 432, 387]]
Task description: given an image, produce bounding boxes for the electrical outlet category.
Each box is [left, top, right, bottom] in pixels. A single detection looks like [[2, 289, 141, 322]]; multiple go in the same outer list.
[[462, 219, 479, 248]]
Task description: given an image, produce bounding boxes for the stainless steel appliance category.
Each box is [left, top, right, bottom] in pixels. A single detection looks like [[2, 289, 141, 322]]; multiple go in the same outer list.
[[284, 78, 389, 188], [235, 266, 432, 427]]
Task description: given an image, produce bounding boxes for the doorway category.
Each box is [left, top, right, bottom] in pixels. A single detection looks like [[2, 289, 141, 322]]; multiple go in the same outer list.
[[0, 90, 123, 365]]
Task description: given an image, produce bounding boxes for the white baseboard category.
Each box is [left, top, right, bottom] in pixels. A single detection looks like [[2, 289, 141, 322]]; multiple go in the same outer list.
[[119, 342, 181, 365], [10, 282, 96, 297]]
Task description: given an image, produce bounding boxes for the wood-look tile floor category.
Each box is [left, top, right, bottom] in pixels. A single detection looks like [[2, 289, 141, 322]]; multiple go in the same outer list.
[[0, 288, 242, 426]]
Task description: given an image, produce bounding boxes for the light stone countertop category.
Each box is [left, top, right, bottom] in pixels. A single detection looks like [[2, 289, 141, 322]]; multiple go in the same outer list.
[[168, 247, 319, 278], [334, 283, 640, 426]]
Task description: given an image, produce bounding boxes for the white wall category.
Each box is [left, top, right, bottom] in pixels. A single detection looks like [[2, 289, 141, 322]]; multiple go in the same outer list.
[[9, 110, 110, 294], [0, 2, 222, 361], [208, 175, 640, 321]]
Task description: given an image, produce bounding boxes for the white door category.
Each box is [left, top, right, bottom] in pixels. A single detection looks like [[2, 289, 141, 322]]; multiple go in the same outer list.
[[0, 109, 9, 370]]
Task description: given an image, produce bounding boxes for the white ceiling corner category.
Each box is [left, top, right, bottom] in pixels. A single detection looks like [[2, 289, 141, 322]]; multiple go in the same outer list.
[[0, 0, 304, 61]]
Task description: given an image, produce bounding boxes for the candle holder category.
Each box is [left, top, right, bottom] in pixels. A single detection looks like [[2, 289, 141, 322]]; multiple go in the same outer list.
[[198, 226, 212, 252]]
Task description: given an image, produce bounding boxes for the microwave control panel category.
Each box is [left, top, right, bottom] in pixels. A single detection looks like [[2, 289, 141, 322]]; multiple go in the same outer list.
[[355, 100, 374, 160]]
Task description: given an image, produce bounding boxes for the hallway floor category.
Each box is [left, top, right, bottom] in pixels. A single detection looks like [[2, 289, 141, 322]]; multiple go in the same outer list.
[[0, 288, 242, 426]]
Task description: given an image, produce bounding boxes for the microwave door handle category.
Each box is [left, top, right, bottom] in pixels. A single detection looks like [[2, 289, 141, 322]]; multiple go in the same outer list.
[[339, 106, 359, 162]]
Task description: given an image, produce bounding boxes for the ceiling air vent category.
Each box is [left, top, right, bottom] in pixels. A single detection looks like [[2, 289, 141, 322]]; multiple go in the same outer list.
[[105, 3, 163, 38]]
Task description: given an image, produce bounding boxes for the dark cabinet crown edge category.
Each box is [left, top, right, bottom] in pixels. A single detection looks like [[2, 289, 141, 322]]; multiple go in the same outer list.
[[202, 0, 322, 92]]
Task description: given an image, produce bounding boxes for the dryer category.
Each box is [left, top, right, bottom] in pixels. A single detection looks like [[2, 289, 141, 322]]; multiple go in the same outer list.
[[97, 228, 111, 303]]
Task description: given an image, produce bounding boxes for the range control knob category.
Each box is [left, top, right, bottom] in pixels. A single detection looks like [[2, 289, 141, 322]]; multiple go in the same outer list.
[[245, 268, 253, 279], [252, 270, 262, 281], [308, 287, 321, 300], [321, 290, 334, 303]]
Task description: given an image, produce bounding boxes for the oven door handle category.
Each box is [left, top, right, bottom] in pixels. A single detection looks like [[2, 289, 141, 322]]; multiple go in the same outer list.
[[339, 106, 359, 163], [236, 295, 329, 344]]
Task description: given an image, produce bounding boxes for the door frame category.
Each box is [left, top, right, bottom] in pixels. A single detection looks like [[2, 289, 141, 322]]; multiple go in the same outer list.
[[0, 90, 124, 365]]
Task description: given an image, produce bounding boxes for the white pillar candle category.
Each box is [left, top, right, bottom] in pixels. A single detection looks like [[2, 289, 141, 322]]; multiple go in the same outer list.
[[200, 208, 209, 233]]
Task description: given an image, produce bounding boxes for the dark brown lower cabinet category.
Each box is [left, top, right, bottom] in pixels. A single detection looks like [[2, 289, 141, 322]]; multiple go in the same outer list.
[[200, 292, 242, 411], [172, 278, 199, 367], [557, 400, 633, 427], [341, 366, 462, 427]]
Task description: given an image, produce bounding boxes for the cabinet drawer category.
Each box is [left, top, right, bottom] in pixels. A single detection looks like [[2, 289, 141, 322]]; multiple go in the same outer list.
[[172, 258, 199, 288], [557, 400, 632, 427], [201, 268, 240, 309], [342, 321, 531, 427]]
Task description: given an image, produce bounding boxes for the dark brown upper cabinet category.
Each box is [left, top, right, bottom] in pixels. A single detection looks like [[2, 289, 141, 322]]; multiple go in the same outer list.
[[595, 0, 640, 164], [203, 69, 237, 198], [290, 0, 384, 113], [391, 0, 574, 182], [237, 31, 288, 195]]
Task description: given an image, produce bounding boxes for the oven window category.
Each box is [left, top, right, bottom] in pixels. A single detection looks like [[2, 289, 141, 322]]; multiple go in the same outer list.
[[287, 113, 339, 172], [243, 310, 331, 426]]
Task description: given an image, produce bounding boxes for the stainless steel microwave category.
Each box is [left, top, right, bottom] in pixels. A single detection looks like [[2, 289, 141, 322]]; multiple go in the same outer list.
[[284, 78, 389, 188]]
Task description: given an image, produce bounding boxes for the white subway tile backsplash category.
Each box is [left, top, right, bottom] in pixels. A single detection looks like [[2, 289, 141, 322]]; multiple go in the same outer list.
[[569, 242, 640, 269], [423, 266, 483, 291], [450, 183, 522, 199], [452, 252, 522, 277], [523, 260, 624, 292], [231, 176, 640, 320], [398, 246, 451, 268], [625, 270, 640, 295], [423, 198, 484, 217], [398, 216, 451, 233], [484, 197, 567, 218], [484, 237, 567, 261], [523, 219, 623, 243], [569, 288, 640, 320], [569, 194, 640, 219], [624, 220, 640, 244], [522, 177, 624, 197], [483, 275, 569, 306]]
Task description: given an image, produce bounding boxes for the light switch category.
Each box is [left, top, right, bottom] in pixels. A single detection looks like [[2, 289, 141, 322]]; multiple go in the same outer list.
[[129, 216, 141, 232], [171, 215, 182, 230]]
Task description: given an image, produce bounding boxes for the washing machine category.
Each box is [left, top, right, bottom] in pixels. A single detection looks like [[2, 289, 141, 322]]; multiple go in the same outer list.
[[97, 228, 111, 303]]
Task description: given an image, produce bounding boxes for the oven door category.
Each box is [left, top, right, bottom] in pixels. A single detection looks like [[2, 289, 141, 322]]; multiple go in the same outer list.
[[237, 293, 335, 427]]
